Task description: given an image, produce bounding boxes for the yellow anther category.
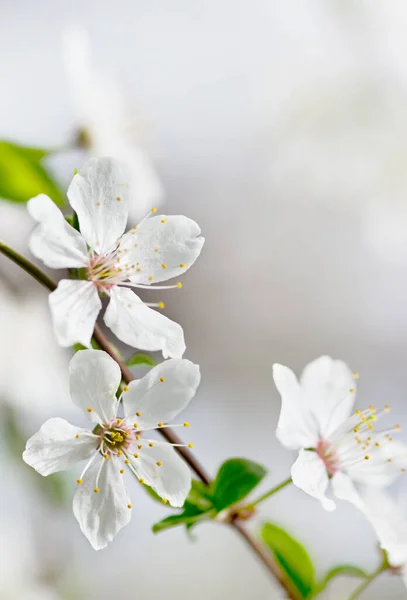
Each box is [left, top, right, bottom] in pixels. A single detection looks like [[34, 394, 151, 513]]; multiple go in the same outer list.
[[87, 407, 93, 413], [140, 478, 145, 484], [364, 455, 370, 460], [370, 414, 377, 421], [162, 498, 168, 504], [353, 372, 360, 379], [349, 388, 355, 393], [133, 453, 139, 458], [138, 444, 143, 449], [368, 405, 376, 413], [375, 442, 380, 447], [161, 219, 166, 223], [136, 411, 142, 417], [160, 377, 165, 383], [177, 282, 182, 288], [384, 405, 391, 412], [137, 268, 142, 272], [188, 443, 194, 448], [77, 478, 83, 484], [180, 263, 185, 268], [158, 301, 165, 309], [395, 425, 402, 431], [151, 207, 157, 213], [157, 422, 164, 427], [388, 458, 393, 463], [96, 201, 101, 207], [368, 423, 374, 430], [355, 409, 361, 415], [136, 434, 141, 440], [94, 487, 100, 493], [124, 431, 129, 436], [117, 196, 122, 201], [156, 461, 162, 467], [117, 450, 123, 456], [120, 469, 125, 474], [133, 423, 139, 429], [184, 422, 190, 427], [127, 504, 132, 509], [75, 434, 80, 439], [104, 453, 109, 459], [402, 468, 406, 473], [132, 225, 137, 230], [122, 387, 129, 393], [125, 459, 130, 465], [155, 248, 159, 252], [149, 442, 155, 447], [161, 263, 167, 269], [149, 276, 154, 281], [117, 418, 123, 423], [354, 427, 359, 433]]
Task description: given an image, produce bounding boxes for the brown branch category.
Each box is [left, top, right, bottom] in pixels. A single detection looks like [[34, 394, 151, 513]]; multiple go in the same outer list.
[[0, 240, 300, 599]]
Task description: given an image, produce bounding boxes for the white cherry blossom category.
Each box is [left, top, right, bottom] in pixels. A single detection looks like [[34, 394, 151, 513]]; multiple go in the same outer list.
[[23, 350, 200, 550], [27, 156, 204, 356], [273, 355, 407, 511]]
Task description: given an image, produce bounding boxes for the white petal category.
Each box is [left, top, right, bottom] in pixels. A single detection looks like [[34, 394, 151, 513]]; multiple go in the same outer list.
[[359, 487, 407, 567], [69, 350, 121, 423], [67, 157, 129, 254], [331, 471, 363, 510], [123, 359, 200, 429], [291, 450, 336, 511], [130, 443, 191, 507], [300, 356, 356, 438], [49, 279, 102, 347], [118, 215, 204, 285], [346, 440, 407, 487], [22, 418, 97, 476], [73, 455, 131, 550], [28, 194, 88, 269], [104, 286, 185, 358], [273, 364, 319, 449]]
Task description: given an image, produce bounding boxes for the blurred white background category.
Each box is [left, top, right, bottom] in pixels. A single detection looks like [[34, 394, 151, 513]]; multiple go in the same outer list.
[[1, 0, 407, 598]]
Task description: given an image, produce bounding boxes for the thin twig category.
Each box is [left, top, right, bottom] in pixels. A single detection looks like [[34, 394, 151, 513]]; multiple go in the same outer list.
[[0, 240, 300, 599]]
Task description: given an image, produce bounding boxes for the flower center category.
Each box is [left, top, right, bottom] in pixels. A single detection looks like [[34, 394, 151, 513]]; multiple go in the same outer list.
[[94, 419, 135, 455], [87, 254, 121, 291], [316, 439, 340, 475]]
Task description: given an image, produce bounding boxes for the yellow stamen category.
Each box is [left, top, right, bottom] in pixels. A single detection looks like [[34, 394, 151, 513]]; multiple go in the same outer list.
[[77, 479, 83, 484], [94, 487, 100, 493], [156, 461, 162, 467]]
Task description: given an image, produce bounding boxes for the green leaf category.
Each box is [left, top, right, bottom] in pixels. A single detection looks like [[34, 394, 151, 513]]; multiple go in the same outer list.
[[125, 353, 158, 367], [211, 458, 267, 512], [261, 522, 315, 599], [321, 565, 368, 587], [0, 140, 64, 205]]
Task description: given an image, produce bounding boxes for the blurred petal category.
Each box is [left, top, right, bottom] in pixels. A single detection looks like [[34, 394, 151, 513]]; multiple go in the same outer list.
[[291, 449, 336, 511], [123, 359, 200, 429], [346, 440, 407, 486], [119, 215, 204, 285], [69, 350, 121, 423], [300, 356, 356, 438], [331, 471, 363, 510], [23, 418, 97, 476], [49, 279, 102, 347], [273, 364, 319, 449], [130, 443, 191, 507], [73, 455, 131, 550], [28, 194, 88, 268], [104, 286, 185, 358], [67, 157, 129, 254]]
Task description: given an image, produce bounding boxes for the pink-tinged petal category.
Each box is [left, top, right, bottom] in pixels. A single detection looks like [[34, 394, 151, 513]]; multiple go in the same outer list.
[[119, 215, 204, 285], [129, 443, 191, 507], [300, 356, 356, 439], [73, 455, 131, 550], [291, 449, 336, 511], [104, 286, 185, 358], [28, 194, 88, 269], [49, 279, 102, 347], [273, 364, 319, 450], [67, 157, 129, 254], [123, 359, 200, 430], [22, 418, 97, 476], [69, 350, 122, 423]]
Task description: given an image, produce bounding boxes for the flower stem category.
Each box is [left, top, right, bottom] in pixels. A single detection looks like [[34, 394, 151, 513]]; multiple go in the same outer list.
[[347, 560, 387, 600], [0, 240, 302, 599], [246, 477, 292, 508]]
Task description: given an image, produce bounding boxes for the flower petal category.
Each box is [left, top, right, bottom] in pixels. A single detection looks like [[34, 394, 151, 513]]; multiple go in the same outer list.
[[346, 440, 407, 486], [300, 356, 356, 439], [291, 449, 336, 511], [331, 471, 363, 510], [49, 279, 102, 347], [130, 443, 191, 507], [359, 487, 407, 567], [73, 455, 131, 550], [67, 157, 129, 254], [28, 194, 89, 269], [104, 286, 185, 358], [123, 359, 200, 429], [69, 350, 121, 423], [119, 215, 204, 285], [22, 418, 97, 476], [273, 364, 319, 449]]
